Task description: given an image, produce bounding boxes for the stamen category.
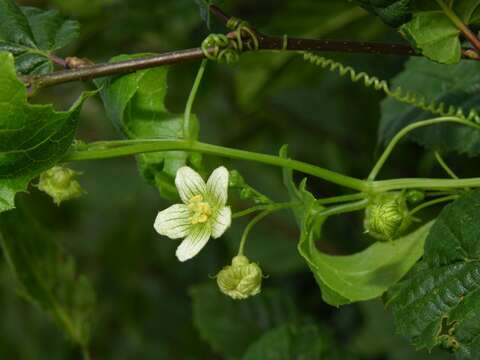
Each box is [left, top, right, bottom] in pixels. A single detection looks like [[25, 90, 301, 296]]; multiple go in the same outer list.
[[188, 194, 212, 224]]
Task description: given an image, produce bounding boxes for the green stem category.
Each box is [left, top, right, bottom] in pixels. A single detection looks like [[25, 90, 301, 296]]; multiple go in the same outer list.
[[67, 139, 366, 191], [316, 193, 367, 205], [184, 59, 208, 140], [237, 203, 294, 255], [409, 195, 459, 216], [434, 151, 459, 179], [67, 138, 480, 193], [371, 178, 480, 192], [232, 201, 298, 219], [368, 117, 480, 181], [314, 199, 369, 218]]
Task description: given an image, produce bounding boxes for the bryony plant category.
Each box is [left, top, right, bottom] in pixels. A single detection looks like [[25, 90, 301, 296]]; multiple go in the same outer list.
[[153, 166, 232, 262], [4, 0, 480, 358]]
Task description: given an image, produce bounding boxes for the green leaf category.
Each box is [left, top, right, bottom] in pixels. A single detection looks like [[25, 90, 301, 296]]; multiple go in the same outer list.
[[354, 0, 412, 27], [386, 190, 480, 356], [299, 217, 433, 307], [96, 54, 200, 200], [379, 57, 480, 156], [190, 283, 299, 358], [402, 11, 461, 64], [0, 0, 79, 74], [401, 1, 480, 64], [282, 152, 431, 306], [243, 323, 351, 360], [0, 199, 96, 348], [0, 52, 92, 213]]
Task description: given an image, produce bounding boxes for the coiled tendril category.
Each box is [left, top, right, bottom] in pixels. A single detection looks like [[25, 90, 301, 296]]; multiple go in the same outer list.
[[201, 17, 259, 64], [301, 51, 480, 123]]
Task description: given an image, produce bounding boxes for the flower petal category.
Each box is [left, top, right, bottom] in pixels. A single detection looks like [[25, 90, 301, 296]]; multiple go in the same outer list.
[[175, 225, 211, 262], [154, 204, 192, 239], [211, 206, 232, 239], [206, 166, 229, 207], [175, 166, 207, 204]]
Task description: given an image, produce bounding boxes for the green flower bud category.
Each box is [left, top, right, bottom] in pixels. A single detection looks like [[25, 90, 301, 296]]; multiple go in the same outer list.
[[37, 166, 84, 205], [216, 255, 262, 300], [406, 189, 425, 205], [229, 170, 246, 188], [364, 193, 410, 241]]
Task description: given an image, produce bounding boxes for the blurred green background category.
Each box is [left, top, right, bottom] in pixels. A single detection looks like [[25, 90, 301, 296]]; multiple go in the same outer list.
[[0, 0, 463, 358]]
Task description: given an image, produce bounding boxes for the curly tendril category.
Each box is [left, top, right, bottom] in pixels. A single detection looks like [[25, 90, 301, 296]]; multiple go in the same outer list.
[[201, 17, 259, 64], [301, 52, 480, 123]]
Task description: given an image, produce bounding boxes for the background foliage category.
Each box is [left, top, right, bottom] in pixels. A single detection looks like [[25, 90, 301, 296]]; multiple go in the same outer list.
[[1, 0, 478, 358]]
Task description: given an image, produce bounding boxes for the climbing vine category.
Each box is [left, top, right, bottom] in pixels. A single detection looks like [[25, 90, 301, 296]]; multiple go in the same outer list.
[[2, 0, 480, 358]]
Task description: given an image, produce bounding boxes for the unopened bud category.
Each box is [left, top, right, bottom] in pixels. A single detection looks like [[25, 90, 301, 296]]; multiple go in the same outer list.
[[364, 193, 410, 241], [216, 255, 262, 300], [38, 166, 83, 205]]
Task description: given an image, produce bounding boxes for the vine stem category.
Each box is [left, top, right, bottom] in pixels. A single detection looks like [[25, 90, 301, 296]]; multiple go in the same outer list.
[[314, 199, 369, 218], [67, 139, 367, 191], [237, 202, 295, 255], [232, 201, 298, 219], [367, 117, 480, 181], [434, 151, 459, 179], [409, 195, 459, 216], [184, 59, 208, 139], [67, 138, 480, 193]]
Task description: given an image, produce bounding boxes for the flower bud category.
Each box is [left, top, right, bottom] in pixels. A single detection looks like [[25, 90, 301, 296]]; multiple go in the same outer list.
[[406, 189, 425, 205], [216, 255, 262, 300], [364, 193, 410, 241], [37, 166, 84, 205], [229, 170, 246, 188]]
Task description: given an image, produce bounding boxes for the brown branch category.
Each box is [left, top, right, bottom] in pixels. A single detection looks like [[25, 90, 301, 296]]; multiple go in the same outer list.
[[22, 5, 477, 92], [24, 40, 419, 91]]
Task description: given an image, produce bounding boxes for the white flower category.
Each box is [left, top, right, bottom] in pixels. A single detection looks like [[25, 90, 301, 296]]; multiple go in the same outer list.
[[154, 166, 232, 262]]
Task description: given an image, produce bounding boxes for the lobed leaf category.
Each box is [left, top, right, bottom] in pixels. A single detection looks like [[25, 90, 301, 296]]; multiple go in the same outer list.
[[387, 190, 480, 357], [0, 0, 79, 74], [0, 52, 92, 213]]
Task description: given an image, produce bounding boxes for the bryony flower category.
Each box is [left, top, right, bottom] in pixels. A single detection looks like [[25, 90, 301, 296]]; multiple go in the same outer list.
[[154, 166, 232, 262]]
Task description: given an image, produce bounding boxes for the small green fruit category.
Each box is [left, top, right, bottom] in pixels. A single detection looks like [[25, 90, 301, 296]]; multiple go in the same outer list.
[[364, 193, 410, 241], [216, 255, 262, 300], [37, 166, 84, 205]]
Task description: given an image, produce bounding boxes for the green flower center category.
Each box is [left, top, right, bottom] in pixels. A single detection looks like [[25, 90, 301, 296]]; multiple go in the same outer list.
[[188, 194, 212, 224]]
